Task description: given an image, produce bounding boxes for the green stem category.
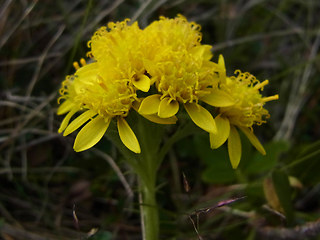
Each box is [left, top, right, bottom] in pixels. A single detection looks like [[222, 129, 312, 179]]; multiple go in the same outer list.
[[139, 177, 159, 240]]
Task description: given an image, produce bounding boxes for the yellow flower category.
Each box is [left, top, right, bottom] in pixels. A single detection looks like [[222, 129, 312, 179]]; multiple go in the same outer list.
[[57, 59, 141, 153], [209, 70, 279, 169], [88, 19, 151, 93], [57, 18, 154, 153], [138, 16, 233, 133]]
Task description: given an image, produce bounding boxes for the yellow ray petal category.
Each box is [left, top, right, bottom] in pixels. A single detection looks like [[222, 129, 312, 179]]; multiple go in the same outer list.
[[228, 126, 242, 169], [74, 116, 110, 152], [142, 114, 178, 124], [184, 103, 217, 133], [133, 74, 151, 92], [201, 89, 235, 107], [117, 117, 141, 153], [218, 54, 226, 83], [57, 100, 74, 115], [138, 94, 161, 115], [189, 45, 212, 60], [63, 110, 97, 136], [158, 98, 179, 118], [58, 108, 77, 133], [209, 116, 230, 149], [239, 126, 266, 155]]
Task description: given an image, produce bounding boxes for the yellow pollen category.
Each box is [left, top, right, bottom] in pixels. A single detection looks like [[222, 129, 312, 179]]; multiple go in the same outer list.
[[254, 80, 269, 90], [73, 61, 80, 70], [262, 94, 279, 102], [80, 58, 87, 66]]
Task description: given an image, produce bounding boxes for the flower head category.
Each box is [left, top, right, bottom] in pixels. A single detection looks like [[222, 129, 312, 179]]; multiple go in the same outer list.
[[88, 19, 151, 92], [209, 70, 279, 168], [57, 15, 278, 161], [138, 16, 231, 133], [57, 19, 149, 153]]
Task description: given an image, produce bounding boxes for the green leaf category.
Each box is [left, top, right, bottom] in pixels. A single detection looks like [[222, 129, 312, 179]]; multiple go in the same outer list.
[[272, 170, 294, 224], [0, 218, 4, 228], [285, 140, 320, 184], [244, 141, 289, 175], [194, 135, 237, 183]]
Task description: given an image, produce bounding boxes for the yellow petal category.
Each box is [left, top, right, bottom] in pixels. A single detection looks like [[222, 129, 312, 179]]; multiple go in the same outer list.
[[209, 116, 230, 149], [57, 100, 74, 115], [142, 114, 178, 124], [58, 108, 77, 133], [218, 54, 226, 83], [158, 98, 179, 118], [63, 110, 97, 136], [133, 74, 151, 92], [184, 103, 217, 133], [228, 126, 242, 169], [117, 117, 141, 153], [239, 126, 266, 155], [201, 89, 235, 107], [74, 116, 110, 152], [138, 94, 161, 115], [218, 54, 225, 69], [189, 45, 212, 60]]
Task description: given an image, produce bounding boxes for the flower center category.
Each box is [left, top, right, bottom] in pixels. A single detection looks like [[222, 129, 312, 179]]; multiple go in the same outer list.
[[219, 71, 278, 128]]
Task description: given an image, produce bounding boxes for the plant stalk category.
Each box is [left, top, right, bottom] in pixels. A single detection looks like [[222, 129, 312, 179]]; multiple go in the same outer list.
[[139, 179, 159, 240]]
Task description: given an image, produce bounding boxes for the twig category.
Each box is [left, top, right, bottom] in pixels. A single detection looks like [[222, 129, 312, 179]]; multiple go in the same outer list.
[[92, 148, 134, 200], [188, 196, 246, 239], [0, 91, 57, 151], [257, 219, 320, 240], [0, 53, 62, 66], [0, 0, 38, 49], [211, 28, 304, 52], [86, 0, 124, 31], [0, 167, 79, 175], [188, 215, 203, 240], [274, 28, 320, 141], [25, 25, 65, 97], [130, 0, 153, 23]]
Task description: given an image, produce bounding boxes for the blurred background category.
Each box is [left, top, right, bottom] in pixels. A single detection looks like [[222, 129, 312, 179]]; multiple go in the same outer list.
[[1, 0, 320, 239]]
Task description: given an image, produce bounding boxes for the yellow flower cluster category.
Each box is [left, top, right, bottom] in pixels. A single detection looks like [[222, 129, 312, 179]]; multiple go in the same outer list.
[[57, 15, 278, 168]]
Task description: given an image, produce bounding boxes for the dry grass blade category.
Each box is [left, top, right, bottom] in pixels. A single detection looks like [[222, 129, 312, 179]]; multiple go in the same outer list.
[[275, 29, 320, 141], [0, 53, 62, 66], [25, 25, 66, 97], [92, 148, 134, 200], [0, 0, 38, 50]]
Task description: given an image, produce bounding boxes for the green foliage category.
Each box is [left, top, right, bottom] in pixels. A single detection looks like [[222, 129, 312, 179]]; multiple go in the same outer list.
[[272, 170, 294, 224], [88, 231, 113, 240], [288, 140, 320, 185], [244, 140, 289, 175], [194, 134, 237, 183]]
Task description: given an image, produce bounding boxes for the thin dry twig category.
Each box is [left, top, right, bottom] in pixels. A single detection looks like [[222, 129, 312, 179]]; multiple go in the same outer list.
[[257, 219, 320, 240], [130, 0, 153, 23], [211, 28, 304, 52], [275, 28, 320, 141], [0, 0, 38, 49], [92, 148, 134, 200], [187, 196, 246, 239], [0, 53, 62, 66], [0, 167, 79, 175], [25, 25, 65, 97]]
